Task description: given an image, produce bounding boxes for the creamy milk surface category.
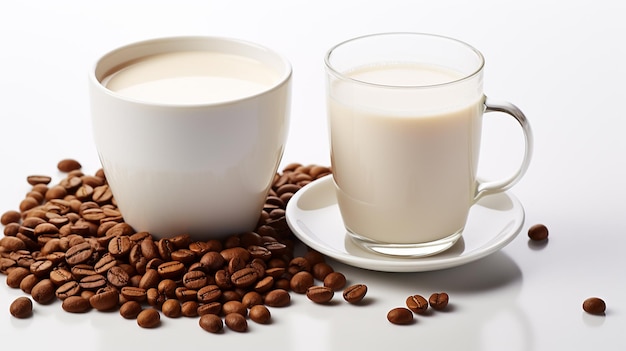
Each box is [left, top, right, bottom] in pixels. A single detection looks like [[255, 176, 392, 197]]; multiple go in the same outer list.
[[103, 51, 279, 104], [329, 63, 483, 244]]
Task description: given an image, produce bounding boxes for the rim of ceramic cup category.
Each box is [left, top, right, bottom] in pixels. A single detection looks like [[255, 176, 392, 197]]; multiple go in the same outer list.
[[324, 32, 485, 89], [90, 36, 292, 107]]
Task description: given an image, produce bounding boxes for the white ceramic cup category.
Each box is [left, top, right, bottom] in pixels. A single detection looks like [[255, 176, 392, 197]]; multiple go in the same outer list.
[[325, 33, 532, 257], [89, 36, 291, 240]]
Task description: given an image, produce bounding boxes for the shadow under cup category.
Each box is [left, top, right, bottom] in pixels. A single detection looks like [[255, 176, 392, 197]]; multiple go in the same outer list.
[[324, 33, 532, 257], [89, 36, 292, 240]]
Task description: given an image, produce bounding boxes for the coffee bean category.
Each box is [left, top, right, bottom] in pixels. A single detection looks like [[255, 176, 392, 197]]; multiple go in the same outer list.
[[6, 266, 30, 288], [249, 304, 271, 324], [199, 314, 223, 333], [181, 301, 199, 317], [224, 313, 248, 332], [31, 279, 56, 304], [162, 299, 182, 318], [306, 286, 334, 304], [19, 274, 40, 294], [157, 261, 186, 280], [120, 286, 147, 302], [583, 297, 606, 315], [406, 294, 428, 314], [137, 308, 161, 328], [56, 281, 81, 300], [429, 292, 449, 311], [197, 284, 222, 303], [264, 288, 290, 307], [197, 302, 222, 316], [9, 297, 33, 318], [387, 307, 414, 325], [108, 236, 132, 258], [65, 242, 93, 265], [79, 274, 107, 290], [62, 296, 92, 313], [222, 300, 247, 317], [528, 224, 549, 241], [89, 286, 119, 311], [343, 284, 367, 304], [57, 159, 82, 173], [107, 266, 129, 288], [230, 267, 258, 288], [312, 262, 334, 281], [290, 271, 314, 294], [1, 236, 27, 253], [323, 271, 346, 291], [120, 300, 143, 319]]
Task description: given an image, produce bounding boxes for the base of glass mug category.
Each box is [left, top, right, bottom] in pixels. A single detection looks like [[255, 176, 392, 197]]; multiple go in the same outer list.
[[347, 229, 463, 258]]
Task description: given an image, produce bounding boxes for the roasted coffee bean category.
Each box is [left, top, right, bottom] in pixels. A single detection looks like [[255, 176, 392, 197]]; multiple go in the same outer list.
[[157, 279, 178, 298], [10, 297, 33, 318], [107, 266, 129, 288], [1, 236, 26, 252], [175, 287, 198, 302], [181, 301, 199, 317], [108, 236, 132, 258], [227, 256, 246, 275], [343, 284, 367, 304], [224, 313, 247, 332], [200, 251, 225, 272], [254, 276, 274, 294], [49, 268, 73, 286], [182, 270, 208, 290], [197, 302, 222, 316], [139, 269, 160, 290], [31, 279, 56, 304], [65, 242, 93, 265], [264, 288, 290, 307], [230, 267, 258, 288], [56, 281, 81, 300], [157, 261, 186, 279], [70, 264, 96, 280], [156, 239, 174, 260], [197, 284, 222, 303], [323, 272, 346, 291], [6, 266, 30, 288], [406, 294, 429, 314], [222, 300, 247, 317], [79, 274, 107, 290], [162, 299, 182, 318], [57, 159, 82, 172], [19, 274, 40, 294], [387, 307, 414, 325], [146, 288, 166, 307], [89, 287, 119, 311], [1, 210, 22, 225], [290, 271, 314, 294], [312, 262, 334, 281], [62, 296, 92, 313], [528, 224, 549, 241], [583, 297, 606, 315], [306, 286, 334, 304], [171, 249, 196, 265], [120, 300, 143, 319], [220, 247, 250, 263], [199, 314, 223, 333], [249, 304, 271, 324], [120, 286, 147, 302], [137, 308, 160, 328], [429, 292, 449, 310], [241, 291, 264, 308]]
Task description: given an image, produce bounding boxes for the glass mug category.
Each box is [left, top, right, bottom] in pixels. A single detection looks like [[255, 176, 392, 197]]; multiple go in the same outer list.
[[325, 33, 533, 257]]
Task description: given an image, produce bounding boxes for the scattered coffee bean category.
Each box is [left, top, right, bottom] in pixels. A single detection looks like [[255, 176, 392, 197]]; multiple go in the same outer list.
[[199, 314, 223, 333], [429, 292, 449, 311], [528, 224, 549, 241], [306, 285, 334, 304], [137, 308, 161, 328], [61, 296, 92, 313], [290, 271, 314, 293], [10, 297, 33, 318], [57, 159, 82, 173], [583, 297, 606, 315], [161, 299, 182, 318], [120, 301, 143, 319], [387, 307, 414, 325], [323, 271, 346, 291], [406, 294, 428, 314], [224, 313, 248, 332], [343, 284, 367, 304], [249, 305, 271, 324], [265, 289, 291, 307], [31, 279, 56, 304]]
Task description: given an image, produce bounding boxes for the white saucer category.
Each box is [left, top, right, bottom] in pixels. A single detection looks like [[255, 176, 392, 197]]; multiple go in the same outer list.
[[285, 175, 525, 273]]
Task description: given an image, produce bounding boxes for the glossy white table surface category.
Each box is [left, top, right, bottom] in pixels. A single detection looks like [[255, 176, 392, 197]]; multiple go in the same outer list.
[[1, 1, 624, 350]]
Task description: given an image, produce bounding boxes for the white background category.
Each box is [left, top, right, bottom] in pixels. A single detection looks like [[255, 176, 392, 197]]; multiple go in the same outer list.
[[1, 1, 625, 350]]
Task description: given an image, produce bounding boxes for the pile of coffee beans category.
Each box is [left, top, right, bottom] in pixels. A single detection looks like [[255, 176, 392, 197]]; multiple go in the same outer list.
[[0, 159, 371, 332]]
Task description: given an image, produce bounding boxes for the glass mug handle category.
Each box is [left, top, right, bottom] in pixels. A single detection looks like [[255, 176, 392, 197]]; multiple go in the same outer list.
[[475, 97, 534, 201]]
